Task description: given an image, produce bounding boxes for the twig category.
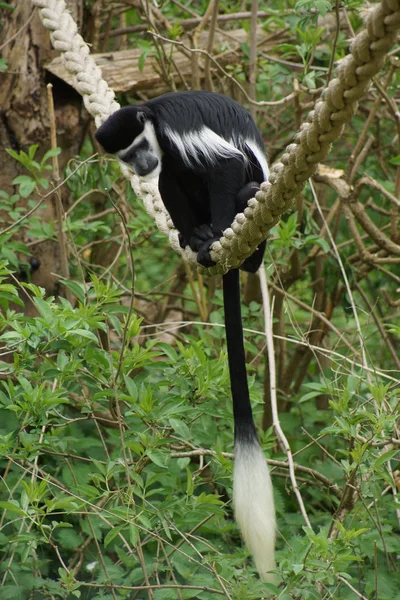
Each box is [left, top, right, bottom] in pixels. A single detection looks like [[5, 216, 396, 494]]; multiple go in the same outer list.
[[0, 155, 98, 236], [77, 582, 226, 594], [204, 0, 219, 91], [360, 176, 400, 209], [267, 280, 359, 356], [326, 0, 340, 84], [107, 196, 135, 384], [248, 0, 258, 118], [309, 180, 371, 381], [349, 135, 375, 183], [102, 11, 276, 37], [347, 197, 400, 257], [170, 448, 341, 497], [337, 575, 369, 600], [354, 282, 400, 370], [0, 9, 34, 51], [149, 32, 296, 107], [183, 263, 208, 322], [259, 50, 328, 72], [259, 263, 312, 528], [136, 319, 400, 383], [348, 66, 394, 175]]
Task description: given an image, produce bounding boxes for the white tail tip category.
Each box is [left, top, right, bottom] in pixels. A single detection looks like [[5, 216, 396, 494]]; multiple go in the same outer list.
[[233, 438, 276, 581]]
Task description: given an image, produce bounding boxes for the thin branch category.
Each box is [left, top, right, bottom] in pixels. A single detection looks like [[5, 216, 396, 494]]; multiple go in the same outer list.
[[248, 0, 258, 118], [135, 319, 400, 383], [149, 32, 296, 107], [204, 0, 219, 91], [170, 448, 341, 497], [355, 282, 400, 370], [77, 582, 226, 595], [102, 11, 275, 37], [326, 0, 340, 84], [309, 180, 371, 381], [0, 155, 98, 236], [0, 9, 34, 51], [259, 263, 312, 528], [337, 575, 369, 600], [267, 280, 360, 356]]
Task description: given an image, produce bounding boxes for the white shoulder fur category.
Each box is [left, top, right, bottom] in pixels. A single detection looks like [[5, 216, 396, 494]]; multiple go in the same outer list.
[[164, 125, 245, 168], [244, 139, 269, 181]]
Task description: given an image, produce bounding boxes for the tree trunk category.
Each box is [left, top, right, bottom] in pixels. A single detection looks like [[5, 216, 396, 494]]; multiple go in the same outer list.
[[0, 2, 89, 311]]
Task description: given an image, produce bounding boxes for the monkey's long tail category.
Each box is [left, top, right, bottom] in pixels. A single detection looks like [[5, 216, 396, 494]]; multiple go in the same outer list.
[[222, 268, 276, 581]]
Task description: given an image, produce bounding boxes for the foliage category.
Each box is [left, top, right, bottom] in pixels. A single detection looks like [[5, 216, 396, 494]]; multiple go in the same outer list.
[[0, 0, 400, 599]]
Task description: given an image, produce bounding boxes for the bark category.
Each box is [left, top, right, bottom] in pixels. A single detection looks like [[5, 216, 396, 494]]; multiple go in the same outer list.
[[0, 2, 89, 311]]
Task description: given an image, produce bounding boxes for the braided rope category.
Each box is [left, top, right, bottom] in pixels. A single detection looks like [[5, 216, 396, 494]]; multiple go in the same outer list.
[[32, 0, 400, 275], [212, 0, 400, 273], [32, 0, 197, 266]]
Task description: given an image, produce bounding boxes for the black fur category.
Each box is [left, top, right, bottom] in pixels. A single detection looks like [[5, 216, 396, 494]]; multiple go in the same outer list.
[[95, 92, 275, 574], [95, 91, 268, 271]]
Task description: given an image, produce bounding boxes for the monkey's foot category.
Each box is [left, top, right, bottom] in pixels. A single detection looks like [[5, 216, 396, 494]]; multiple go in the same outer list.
[[240, 239, 267, 273], [188, 224, 214, 252]]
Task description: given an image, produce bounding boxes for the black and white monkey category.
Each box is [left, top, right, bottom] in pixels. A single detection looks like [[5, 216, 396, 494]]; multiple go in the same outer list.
[[95, 91, 276, 580]]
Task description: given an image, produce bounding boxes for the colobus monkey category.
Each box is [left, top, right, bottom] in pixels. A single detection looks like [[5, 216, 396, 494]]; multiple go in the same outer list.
[[95, 91, 276, 580]]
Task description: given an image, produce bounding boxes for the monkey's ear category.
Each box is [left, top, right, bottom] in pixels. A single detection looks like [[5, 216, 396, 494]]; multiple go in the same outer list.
[[137, 111, 147, 124]]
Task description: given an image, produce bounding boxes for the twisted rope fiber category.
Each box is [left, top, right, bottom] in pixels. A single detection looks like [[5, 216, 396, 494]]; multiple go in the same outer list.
[[32, 0, 400, 275]]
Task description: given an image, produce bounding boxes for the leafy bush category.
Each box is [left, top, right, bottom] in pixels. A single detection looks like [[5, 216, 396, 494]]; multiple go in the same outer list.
[[1, 0, 400, 598]]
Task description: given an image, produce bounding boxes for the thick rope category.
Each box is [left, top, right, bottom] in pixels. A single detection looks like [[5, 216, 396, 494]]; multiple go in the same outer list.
[[32, 0, 195, 266], [32, 0, 400, 275], [211, 0, 400, 273]]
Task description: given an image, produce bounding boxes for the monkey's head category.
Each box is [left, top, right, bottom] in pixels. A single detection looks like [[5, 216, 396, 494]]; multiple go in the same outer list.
[[95, 106, 162, 180]]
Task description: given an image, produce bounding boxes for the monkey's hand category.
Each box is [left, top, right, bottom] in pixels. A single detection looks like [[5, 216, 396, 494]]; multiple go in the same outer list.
[[178, 232, 188, 249], [179, 225, 213, 252], [196, 238, 218, 268], [186, 225, 217, 267], [187, 225, 214, 252]]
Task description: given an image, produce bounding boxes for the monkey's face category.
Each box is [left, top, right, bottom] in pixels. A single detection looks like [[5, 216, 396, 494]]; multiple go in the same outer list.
[[118, 117, 162, 180], [95, 107, 163, 180]]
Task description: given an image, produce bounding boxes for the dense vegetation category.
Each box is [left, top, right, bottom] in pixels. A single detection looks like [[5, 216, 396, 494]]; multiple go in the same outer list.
[[0, 1, 399, 598]]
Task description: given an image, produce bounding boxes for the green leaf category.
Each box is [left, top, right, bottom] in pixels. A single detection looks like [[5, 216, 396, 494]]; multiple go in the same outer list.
[[158, 342, 178, 362], [292, 563, 304, 574], [61, 279, 86, 304], [48, 497, 79, 511], [138, 53, 146, 72], [0, 585, 25, 600], [104, 524, 125, 548], [129, 524, 139, 546], [42, 147, 61, 164], [146, 450, 168, 468], [0, 501, 26, 516], [169, 417, 190, 439], [375, 449, 399, 469], [0, 283, 19, 297], [28, 144, 39, 160], [66, 329, 98, 341], [33, 297, 54, 321], [12, 175, 36, 198], [124, 375, 138, 399]]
